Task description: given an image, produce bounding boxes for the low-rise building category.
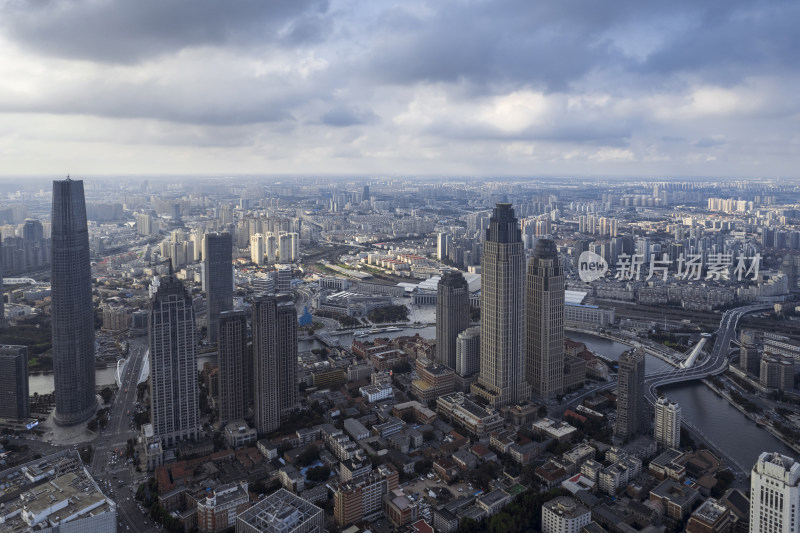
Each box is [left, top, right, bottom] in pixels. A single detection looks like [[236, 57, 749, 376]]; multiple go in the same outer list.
[[532, 418, 578, 442], [223, 421, 257, 449], [436, 392, 503, 439], [541, 496, 591, 533], [477, 489, 511, 517], [196, 482, 250, 533], [360, 383, 394, 403], [0, 454, 117, 533], [650, 479, 700, 520], [343, 418, 370, 441], [236, 488, 324, 533], [333, 464, 399, 527], [686, 498, 733, 533]]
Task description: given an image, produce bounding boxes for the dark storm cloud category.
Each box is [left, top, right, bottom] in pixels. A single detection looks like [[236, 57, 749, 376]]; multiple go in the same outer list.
[[1, 0, 330, 63], [362, 0, 798, 92]]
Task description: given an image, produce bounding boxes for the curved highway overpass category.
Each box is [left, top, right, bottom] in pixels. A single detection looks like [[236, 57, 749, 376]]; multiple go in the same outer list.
[[644, 303, 773, 404]]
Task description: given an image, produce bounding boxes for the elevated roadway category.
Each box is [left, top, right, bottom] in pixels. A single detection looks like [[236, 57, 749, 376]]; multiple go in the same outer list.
[[644, 304, 772, 404]]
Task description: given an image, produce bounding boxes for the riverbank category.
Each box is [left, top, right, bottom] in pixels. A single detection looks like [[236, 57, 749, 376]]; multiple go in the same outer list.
[[701, 377, 800, 455]]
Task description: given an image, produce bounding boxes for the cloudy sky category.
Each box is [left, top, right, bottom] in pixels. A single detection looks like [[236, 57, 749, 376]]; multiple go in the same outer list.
[[1, 0, 798, 178]]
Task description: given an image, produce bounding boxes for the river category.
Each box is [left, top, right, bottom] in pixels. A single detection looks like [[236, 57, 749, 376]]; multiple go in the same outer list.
[[566, 331, 797, 470], [29, 366, 119, 396]]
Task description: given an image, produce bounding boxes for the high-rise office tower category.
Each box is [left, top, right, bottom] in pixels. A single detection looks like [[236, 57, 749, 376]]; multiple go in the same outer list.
[[149, 275, 199, 448], [51, 178, 96, 426], [437, 233, 450, 261], [526, 238, 564, 399], [749, 452, 800, 533], [203, 232, 233, 344], [0, 345, 29, 420], [615, 348, 646, 440], [0, 240, 4, 328], [654, 397, 681, 449], [435, 271, 469, 369], [472, 203, 531, 407], [252, 295, 298, 435], [218, 310, 249, 425], [456, 326, 480, 377]]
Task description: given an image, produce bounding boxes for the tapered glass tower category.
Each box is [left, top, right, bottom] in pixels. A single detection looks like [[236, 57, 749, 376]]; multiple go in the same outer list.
[[51, 178, 96, 425]]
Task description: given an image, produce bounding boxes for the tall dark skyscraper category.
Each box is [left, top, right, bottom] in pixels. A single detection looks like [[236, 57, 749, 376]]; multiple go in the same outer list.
[[0, 345, 29, 420], [204, 232, 233, 344], [149, 275, 199, 448], [218, 310, 249, 425], [435, 271, 469, 369], [472, 203, 531, 408], [615, 347, 646, 440], [526, 238, 565, 399], [252, 294, 298, 435], [51, 178, 96, 426]]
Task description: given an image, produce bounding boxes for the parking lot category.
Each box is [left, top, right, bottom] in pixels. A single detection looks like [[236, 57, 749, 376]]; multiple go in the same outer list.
[[400, 471, 477, 506]]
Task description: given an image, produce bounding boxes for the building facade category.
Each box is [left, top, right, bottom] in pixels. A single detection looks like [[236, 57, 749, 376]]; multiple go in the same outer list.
[[51, 178, 96, 426], [541, 496, 591, 533], [472, 203, 531, 407], [203, 232, 233, 344], [615, 348, 646, 440], [654, 397, 681, 449], [149, 275, 199, 448], [0, 345, 29, 420], [252, 295, 298, 434], [435, 271, 469, 369], [749, 452, 800, 533], [217, 310, 249, 425], [526, 238, 564, 400]]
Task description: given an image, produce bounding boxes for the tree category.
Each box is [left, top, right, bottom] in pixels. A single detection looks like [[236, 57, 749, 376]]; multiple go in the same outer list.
[[296, 445, 320, 467], [306, 465, 331, 482], [100, 387, 113, 404]]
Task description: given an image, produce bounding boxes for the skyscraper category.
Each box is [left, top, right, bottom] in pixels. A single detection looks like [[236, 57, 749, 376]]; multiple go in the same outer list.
[[0, 240, 4, 328], [435, 271, 469, 369], [456, 326, 481, 378], [51, 178, 96, 426], [0, 345, 29, 420], [437, 233, 450, 261], [149, 275, 199, 448], [472, 203, 531, 407], [252, 294, 298, 435], [218, 310, 249, 425], [526, 238, 564, 399], [204, 232, 233, 344], [654, 397, 681, 449], [749, 452, 800, 533], [615, 348, 646, 440]]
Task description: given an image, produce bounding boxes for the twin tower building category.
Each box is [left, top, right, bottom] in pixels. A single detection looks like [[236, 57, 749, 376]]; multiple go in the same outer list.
[[437, 202, 565, 408], [50, 179, 296, 442]]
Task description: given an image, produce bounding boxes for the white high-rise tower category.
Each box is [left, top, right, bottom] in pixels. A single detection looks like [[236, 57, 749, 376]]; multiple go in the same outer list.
[[749, 452, 800, 532], [654, 397, 681, 449]]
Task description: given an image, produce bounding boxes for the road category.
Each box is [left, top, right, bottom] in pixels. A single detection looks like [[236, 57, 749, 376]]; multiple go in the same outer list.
[[89, 336, 155, 533], [644, 303, 773, 404]]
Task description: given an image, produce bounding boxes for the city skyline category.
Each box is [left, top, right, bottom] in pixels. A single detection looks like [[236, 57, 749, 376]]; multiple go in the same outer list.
[[1, 180, 800, 532], [0, 2, 798, 178]]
